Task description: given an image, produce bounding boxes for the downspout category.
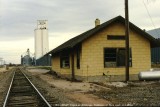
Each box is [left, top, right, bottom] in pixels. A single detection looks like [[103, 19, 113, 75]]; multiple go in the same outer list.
[[71, 50, 75, 81]]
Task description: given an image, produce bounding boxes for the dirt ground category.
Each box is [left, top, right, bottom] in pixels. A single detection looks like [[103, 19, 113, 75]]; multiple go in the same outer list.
[[26, 68, 160, 106], [27, 68, 110, 106], [0, 68, 13, 106], [93, 81, 160, 106]]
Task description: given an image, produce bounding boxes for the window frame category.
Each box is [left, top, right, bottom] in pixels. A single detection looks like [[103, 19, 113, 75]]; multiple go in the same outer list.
[[104, 48, 117, 67], [107, 35, 125, 40], [60, 52, 70, 69], [104, 48, 132, 68], [76, 48, 81, 69]]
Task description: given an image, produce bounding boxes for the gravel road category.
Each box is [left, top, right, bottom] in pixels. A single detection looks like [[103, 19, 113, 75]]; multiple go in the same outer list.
[[91, 81, 160, 106]]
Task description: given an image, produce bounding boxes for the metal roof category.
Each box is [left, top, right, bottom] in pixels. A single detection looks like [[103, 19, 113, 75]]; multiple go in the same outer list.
[[147, 28, 160, 39]]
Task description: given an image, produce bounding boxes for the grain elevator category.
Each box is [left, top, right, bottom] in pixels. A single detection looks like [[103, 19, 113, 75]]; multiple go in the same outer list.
[[34, 20, 49, 59]]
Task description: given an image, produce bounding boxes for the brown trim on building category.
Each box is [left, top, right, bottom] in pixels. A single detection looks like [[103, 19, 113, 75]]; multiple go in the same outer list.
[[71, 51, 75, 81]]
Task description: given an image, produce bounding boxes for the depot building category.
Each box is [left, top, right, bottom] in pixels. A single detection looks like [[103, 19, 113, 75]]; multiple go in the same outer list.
[[48, 16, 159, 82]]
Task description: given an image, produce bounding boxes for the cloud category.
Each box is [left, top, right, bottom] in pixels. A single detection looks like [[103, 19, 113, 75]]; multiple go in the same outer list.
[[0, 38, 34, 64], [0, 0, 160, 64], [0, 0, 124, 40], [129, 0, 160, 30]]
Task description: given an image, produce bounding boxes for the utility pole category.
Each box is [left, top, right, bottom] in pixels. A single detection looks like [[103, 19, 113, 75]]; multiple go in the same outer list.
[[125, 0, 130, 82]]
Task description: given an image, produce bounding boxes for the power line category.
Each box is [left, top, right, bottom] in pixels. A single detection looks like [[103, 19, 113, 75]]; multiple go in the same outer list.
[[143, 0, 160, 38]]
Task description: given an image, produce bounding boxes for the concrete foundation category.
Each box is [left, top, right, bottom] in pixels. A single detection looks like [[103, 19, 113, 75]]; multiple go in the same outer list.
[[55, 72, 139, 82]]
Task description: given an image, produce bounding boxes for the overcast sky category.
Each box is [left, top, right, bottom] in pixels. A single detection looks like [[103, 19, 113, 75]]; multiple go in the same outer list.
[[0, 0, 159, 64]]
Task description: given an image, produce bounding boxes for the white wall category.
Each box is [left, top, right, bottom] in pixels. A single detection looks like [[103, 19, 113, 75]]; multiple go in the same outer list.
[[42, 29, 49, 55], [35, 20, 49, 59], [35, 29, 42, 59]]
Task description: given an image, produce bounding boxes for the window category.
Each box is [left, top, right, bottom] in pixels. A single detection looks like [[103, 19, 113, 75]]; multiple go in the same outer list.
[[77, 49, 80, 69], [104, 48, 132, 67], [107, 35, 125, 40], [104, 48, 117, 67], [60, 52, 70, 68]]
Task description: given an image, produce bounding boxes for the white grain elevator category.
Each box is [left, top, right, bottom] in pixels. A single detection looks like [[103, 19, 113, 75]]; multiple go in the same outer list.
[[34, 20, 49, 59]]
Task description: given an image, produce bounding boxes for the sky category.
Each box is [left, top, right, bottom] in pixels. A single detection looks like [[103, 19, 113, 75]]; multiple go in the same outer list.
[[0, 0, 160, 64]]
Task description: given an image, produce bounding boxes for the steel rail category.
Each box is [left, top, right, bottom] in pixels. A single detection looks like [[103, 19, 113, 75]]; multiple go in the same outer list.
[[2, 71, 15, 107], [20, 68, 52, 107]]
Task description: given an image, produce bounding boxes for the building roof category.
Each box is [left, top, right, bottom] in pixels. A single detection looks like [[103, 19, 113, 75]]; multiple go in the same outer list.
[[49, 16, 159, 54], [147, 28, 160, 39]]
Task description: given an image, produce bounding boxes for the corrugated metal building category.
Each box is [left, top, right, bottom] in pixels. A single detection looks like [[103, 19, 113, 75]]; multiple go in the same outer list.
[[21, 55, 33, 66], [148, 29, 160, 64], [35, 54, 51, 66], [151, 47, 160, 64], [21, 49, 35, 66]]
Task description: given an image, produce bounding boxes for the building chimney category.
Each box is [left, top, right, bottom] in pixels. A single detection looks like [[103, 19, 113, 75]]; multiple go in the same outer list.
[[95, 18, 100, 27]]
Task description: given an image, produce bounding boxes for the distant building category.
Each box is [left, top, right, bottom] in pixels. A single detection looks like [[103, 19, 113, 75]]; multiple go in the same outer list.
[[21, 49, 34, 66], [48, 16, 159, 82], [147, 28, 160, 39], [0, 58, 5, 66], [34, 20, 49, 59], [35, 54, 51, 66], [147, 28, 160, 64]]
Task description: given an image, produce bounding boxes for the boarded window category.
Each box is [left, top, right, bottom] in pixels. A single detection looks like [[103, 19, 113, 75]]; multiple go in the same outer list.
[[104, 48, 132, 67], [60, 52, 70, 68], [107, 35, 125, 40]]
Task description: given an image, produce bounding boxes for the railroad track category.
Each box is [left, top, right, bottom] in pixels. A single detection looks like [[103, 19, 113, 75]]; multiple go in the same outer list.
[[2, 68, 52, 107]]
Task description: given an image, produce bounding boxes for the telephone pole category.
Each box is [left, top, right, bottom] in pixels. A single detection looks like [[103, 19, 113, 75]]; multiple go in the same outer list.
[[125, 0, 130, 82]]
